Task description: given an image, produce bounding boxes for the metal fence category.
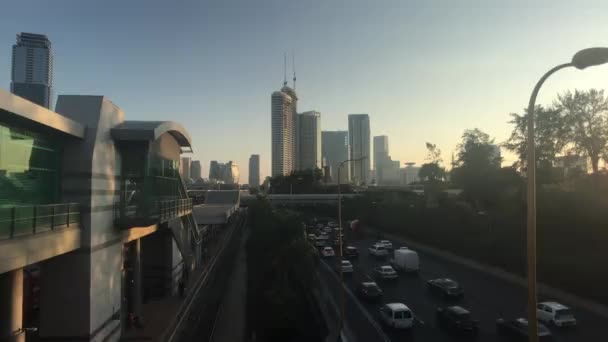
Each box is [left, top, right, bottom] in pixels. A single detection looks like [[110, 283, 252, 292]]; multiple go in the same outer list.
[[0, 203, 80, 240]]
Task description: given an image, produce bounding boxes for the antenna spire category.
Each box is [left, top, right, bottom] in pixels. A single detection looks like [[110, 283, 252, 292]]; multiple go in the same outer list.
[[292, 50, 296, 89], [283, 53, 287, 87]]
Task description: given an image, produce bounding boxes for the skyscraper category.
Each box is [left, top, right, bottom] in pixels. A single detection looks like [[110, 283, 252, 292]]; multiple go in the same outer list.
[[296, 111, 321, 170], [271, 84, 297, 176], [249, 154, 260, 188], [209, 161, 240, 184], [11, 32, 53, 109], [180, 157, 191, 180], [190, 160, 202, 181], [322, 131, 350, 183], [348, 114, 371, 184], [373, 135, 389, 184]]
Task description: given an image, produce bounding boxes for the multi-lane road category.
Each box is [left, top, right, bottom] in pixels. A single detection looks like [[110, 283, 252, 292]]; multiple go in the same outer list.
[[317, 227, 606, 341]]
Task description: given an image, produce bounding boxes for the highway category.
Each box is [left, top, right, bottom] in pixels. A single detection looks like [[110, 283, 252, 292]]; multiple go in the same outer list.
[[317, 228, 607, 342]]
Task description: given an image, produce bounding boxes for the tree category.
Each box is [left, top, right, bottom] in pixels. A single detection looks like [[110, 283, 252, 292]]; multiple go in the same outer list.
[[418, 162, 446, 182], [451, 129, 502, 208], [504, 105, 568, 174], [556, 89, 608, 174], [425, 142, 443, 164]]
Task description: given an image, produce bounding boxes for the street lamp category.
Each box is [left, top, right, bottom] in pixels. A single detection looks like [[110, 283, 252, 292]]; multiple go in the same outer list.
[[526, 47, 608, 342], [337, 156, 367, 331]]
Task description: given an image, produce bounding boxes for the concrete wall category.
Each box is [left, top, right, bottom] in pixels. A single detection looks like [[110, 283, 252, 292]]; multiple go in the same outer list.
[[39, 96, 125, 341], [150, 132, 181, 161]]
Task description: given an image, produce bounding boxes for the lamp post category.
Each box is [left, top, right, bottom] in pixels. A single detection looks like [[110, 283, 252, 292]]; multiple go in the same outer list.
[[337, 156, 367, 332], [525, 47, 608, 342]]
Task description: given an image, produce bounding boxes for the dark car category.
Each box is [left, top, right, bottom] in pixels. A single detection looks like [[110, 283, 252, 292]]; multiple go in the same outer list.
[[436, 306, 478, 336], [496, 318, 552, 341], [356, 281, 383, 300], [427, 278, 464, 299], [343, 246, 359, 258]]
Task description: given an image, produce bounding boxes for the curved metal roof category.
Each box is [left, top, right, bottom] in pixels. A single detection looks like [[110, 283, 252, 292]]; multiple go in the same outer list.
[[111, 120, 192, 150]]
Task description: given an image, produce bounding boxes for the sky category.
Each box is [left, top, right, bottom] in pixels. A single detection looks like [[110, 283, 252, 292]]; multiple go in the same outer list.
[[1, 0, 608, 181]]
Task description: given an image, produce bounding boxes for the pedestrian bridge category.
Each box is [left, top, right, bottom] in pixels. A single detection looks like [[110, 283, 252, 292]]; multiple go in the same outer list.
[[240, 193, 359, 207]]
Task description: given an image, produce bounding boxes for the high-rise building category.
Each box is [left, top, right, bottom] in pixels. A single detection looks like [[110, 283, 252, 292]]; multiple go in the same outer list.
[[348, 114, 371, 184], [180, 157, 191, 180], [209, 160, 240, 184], [271, 84, 297, 176], [296, 111, 321, 170], [249, 154, 260, 188], [11, 32, 53, 109], [322, 131, 350, 183], [373, 135, 389, 184], [401, 163, 421, 185], [190, 160, 202, 181]]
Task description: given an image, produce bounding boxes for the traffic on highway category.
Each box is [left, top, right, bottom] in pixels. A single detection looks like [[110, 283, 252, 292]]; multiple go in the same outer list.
[[307, 219, 606, 341]]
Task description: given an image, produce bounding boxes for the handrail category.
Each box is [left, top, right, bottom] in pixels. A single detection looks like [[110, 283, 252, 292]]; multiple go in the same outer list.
[[0, 203, 80, 240]]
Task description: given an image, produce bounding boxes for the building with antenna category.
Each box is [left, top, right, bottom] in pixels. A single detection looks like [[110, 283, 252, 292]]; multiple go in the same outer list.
[[271, 54, 298, 176]]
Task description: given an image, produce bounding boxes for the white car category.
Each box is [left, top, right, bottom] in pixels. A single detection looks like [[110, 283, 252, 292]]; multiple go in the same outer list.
[[368, 244, 389, 257], [374, 265, 398, 280], [537, 302, 577, 327], [377, 240, 393, 250], [321, 247, 335, 257], [340, 260, 354, 274], [380, 303, 414, 329]]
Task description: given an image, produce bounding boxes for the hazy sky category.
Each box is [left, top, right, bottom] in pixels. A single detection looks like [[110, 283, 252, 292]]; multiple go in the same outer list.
[[1, 0, 608, 181]]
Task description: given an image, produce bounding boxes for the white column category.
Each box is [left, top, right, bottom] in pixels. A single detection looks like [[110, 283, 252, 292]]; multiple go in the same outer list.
[[0, 269, 25, 342]]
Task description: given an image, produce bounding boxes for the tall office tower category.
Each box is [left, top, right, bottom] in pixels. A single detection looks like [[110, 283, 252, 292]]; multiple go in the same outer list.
[[296, 111, 321, 170], [271, 84, 297, 176], [11, 32, 53, 108], [322, 131, 350, 183], [373, 135, 390, 184], [180, 157, 191, 180], [190, 160, 202, 181], [348, 114, 371, 185], [249, 154, 260, 188], [209, 161, 240, 184]]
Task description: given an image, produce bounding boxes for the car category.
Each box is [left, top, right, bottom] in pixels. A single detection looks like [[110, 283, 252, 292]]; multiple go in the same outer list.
[[343, 246, 359, 258], [379, 303, 414, 329], [496, 318, 552, 341], [374, 265, 398, 280], [356, 281, 383, 300], [397, 246, 409, 250], [315, 236, 327, 247], [328, 221, 339, 228], [427, 278, 464, 299], [537, 302, 577, 327], [323, 226, 333, 233], [321, 247, 335, 257], [368, 244, 389, 258], [340, 260, 354, 274], [307, 233, 316, 241], [436, 306, 478, 335], [377, 240, 393, 250]]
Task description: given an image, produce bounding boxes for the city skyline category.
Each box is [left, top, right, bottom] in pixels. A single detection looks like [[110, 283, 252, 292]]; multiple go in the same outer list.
[[2, 1, 608, 181]]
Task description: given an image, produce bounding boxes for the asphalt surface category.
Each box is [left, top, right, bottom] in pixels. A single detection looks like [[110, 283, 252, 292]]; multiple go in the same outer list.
[[316, 228, 607, 342]]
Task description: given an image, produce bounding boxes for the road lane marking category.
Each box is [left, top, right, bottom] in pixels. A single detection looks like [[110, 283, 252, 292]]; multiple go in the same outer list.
[[321, 260, 391, 342]]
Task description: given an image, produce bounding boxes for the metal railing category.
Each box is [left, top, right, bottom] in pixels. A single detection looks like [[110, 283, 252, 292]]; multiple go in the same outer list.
[[159, 199, 193, 222], [114, 198, 193, 228], [0, 203, 80, 240]]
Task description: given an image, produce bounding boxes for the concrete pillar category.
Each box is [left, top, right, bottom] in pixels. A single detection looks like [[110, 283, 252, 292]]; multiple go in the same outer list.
[[133, 239, 142, 318], [0, 269, 25, 342]]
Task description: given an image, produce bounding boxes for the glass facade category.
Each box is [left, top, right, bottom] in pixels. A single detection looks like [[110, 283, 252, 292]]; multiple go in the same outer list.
[[0, 122, 60, 207]]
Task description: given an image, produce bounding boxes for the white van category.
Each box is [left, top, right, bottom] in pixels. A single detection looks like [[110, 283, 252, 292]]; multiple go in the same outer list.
[[390, 249, 419, 272], [379, 303, 414, 329], [537, 302, 577, 327]]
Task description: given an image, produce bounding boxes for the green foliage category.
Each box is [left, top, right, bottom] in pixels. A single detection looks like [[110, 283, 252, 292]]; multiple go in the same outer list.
[[268, 168, 353, 194], [504, 105, 569, 174], [425, 142, 443, 164], [556, 89, 608, 173], [451, 129, 505, 208], [247, 198, 320, 340], [419, 162, 446, 182]]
